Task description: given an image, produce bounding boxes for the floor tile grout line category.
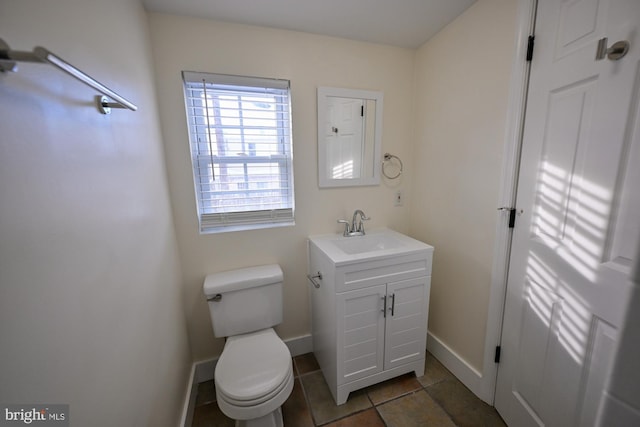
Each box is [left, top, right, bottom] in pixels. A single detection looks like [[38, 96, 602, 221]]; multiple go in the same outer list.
[[297, 370, 375, 427], [296, 368, 320, 426], [315, 407, 379, 427], [373, 405, 389, 427], [193, 381, 217, 409], [293, 360, 324, 426], [295, 362, 434, 426], [300, 372, 428, 426], [421, 379, 471, 427]]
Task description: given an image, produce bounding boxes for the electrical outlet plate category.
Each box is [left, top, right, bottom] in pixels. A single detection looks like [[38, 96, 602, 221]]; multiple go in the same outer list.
[[394, 190, 403, 207]]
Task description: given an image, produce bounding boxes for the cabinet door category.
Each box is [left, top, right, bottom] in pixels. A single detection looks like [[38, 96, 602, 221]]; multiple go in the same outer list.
[[384, 276, 429, 370], [337, 284, 386, 384]]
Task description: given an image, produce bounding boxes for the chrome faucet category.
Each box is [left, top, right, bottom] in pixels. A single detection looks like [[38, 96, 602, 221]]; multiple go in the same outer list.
[[337, 210, 370, 236]]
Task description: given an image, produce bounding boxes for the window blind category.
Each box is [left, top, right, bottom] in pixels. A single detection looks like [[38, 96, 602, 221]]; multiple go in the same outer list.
[[182, 72, 295, 233]]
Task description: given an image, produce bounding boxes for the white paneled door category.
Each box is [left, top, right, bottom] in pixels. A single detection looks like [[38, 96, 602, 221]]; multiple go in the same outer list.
[[495, 0, 640, 426]]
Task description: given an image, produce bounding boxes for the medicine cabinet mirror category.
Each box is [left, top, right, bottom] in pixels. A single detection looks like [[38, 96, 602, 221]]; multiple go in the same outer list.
[[317, 87, 383, 187]]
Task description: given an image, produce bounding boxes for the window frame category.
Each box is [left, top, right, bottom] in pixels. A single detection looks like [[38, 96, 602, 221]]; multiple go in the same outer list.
[[182, 71, 295, 234]]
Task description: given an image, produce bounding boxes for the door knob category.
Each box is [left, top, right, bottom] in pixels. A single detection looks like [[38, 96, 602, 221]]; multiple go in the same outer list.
[[596, 38, 630, 61]]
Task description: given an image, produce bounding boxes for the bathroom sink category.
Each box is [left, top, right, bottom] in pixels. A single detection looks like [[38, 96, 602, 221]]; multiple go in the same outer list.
[[308, 228, 431, 265], [332, 233, 404, 254]]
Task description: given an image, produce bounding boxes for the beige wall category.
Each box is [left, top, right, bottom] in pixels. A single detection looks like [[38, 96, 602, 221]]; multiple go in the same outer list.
[[410, 0, 518, 371], [148, 14, 415, 361], [0, 0, 191, 425]]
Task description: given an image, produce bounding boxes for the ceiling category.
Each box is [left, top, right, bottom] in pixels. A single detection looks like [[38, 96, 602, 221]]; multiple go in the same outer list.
[[141, 0, 477, 49]]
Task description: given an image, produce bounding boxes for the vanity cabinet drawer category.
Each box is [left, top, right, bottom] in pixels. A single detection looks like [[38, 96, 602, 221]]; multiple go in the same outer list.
[[335, 252, 431, 293]]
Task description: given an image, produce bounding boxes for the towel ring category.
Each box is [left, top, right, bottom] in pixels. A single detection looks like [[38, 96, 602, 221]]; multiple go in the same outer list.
[[382, 153, 403, 179]]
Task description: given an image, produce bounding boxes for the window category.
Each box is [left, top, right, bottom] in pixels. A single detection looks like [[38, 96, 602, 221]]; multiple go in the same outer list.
[[182, 72, 295, 233]]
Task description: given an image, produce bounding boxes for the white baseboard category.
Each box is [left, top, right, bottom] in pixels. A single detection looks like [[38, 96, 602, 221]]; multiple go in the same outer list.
[[179, 363, 198, 427], [181, 333, 313, 426], [427, 331, 492, 404], [284, 333, 314, 357], [194, 356, 218, 384]]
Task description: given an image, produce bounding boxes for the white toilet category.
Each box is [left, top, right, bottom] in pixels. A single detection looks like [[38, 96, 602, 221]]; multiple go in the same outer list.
[[203, 265, 294, 427]]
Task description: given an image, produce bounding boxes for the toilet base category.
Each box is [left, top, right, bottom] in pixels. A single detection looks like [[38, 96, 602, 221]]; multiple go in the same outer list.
[[235, 407, 283, 427]]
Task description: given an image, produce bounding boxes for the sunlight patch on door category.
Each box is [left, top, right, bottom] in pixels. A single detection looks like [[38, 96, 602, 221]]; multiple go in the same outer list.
[[532, 160, 612, 282]]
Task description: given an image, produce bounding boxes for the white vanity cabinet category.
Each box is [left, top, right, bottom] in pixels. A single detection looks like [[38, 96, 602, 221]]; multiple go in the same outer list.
[[308, 230, 433, 405]]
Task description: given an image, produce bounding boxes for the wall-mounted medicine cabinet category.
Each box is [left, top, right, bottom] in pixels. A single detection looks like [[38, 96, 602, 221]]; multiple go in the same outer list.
[[317, 87, 383, 188]]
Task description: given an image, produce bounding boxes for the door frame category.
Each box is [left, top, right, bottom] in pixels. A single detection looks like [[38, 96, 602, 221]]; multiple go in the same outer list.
[[479, 0, 538, 404]]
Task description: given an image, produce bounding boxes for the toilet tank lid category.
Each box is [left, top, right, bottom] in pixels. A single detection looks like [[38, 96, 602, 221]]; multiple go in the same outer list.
[[203, 264, 283, 296]]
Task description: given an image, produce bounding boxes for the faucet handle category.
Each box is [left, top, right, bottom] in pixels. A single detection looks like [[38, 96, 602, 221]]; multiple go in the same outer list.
[[337, 219, 351, 236]]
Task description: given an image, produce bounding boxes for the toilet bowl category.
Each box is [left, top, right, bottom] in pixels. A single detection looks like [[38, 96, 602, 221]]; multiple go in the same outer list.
[[204, 265, 293, 427], [215, 328, 293, 426]]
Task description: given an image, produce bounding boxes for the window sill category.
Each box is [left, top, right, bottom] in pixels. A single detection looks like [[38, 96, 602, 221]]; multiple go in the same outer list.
[[199, 220, 295, 235]]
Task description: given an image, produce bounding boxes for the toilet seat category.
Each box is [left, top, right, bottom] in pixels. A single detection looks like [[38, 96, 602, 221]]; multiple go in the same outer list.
[[215, 328, 294, 420], [218, 368, 293, 407]]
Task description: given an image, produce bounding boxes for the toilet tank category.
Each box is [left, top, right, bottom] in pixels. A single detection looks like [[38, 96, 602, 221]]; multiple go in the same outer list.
[[203, 265, 284, 338]]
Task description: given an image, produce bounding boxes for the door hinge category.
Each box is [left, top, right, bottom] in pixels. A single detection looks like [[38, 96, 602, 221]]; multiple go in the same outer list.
[[526, 35, 535, 62], [361, 105, 364, 117], [494, 346, 502, 363]]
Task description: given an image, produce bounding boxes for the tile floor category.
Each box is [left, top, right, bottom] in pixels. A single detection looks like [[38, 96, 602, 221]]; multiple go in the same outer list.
[[192, 352, 507, 427]]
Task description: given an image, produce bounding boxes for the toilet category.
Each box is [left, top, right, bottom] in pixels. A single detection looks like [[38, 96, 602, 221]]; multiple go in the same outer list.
[[203, 265, 294, 427]]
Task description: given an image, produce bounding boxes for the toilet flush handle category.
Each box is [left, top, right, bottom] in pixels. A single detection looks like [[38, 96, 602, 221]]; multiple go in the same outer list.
[[207, 293, 222, 302]]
